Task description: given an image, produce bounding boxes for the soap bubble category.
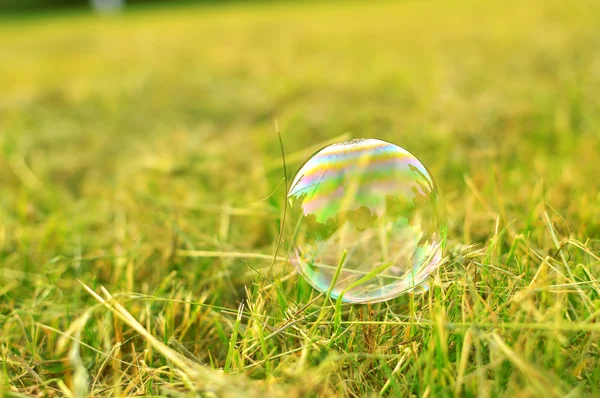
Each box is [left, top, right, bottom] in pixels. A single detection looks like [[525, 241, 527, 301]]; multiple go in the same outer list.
[[287, 138, 445, 303]]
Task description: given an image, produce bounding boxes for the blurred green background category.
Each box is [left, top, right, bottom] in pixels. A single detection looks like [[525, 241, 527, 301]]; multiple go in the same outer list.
[[1, 0, 599, 396], [0, 0, 192, 12]]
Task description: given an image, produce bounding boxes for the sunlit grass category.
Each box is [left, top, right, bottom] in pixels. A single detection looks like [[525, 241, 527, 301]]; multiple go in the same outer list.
[[1, 0, 599, 396]]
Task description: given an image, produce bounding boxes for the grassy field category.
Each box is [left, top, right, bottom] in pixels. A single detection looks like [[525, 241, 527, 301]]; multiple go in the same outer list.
[[1, 0, 600, 396]]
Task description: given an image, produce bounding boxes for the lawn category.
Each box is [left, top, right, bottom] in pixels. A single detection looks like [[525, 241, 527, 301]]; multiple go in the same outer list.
[[1, 0, 600, 396]]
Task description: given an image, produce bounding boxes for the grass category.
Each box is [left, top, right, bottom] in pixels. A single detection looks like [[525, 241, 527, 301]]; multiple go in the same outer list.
[[1, 0, 600, 396]]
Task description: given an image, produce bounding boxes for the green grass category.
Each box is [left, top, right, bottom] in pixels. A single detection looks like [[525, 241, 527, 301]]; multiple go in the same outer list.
[[1, 0, 600, 396]]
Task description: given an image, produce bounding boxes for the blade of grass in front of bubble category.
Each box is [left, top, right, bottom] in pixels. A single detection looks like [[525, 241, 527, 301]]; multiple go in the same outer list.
[[311, 249, 348, 333], [339, 260, 396, 297]]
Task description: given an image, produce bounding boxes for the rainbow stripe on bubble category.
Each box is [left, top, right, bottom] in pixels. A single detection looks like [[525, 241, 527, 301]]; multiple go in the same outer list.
[[288, 138, 435, 223]]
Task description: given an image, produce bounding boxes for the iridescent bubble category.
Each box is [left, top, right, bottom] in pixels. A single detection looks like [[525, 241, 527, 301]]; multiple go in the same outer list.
[[287, 138, 445, 303]]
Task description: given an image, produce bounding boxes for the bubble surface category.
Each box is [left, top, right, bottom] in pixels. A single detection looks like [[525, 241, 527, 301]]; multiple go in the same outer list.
[[287, 138, 445, 303]]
